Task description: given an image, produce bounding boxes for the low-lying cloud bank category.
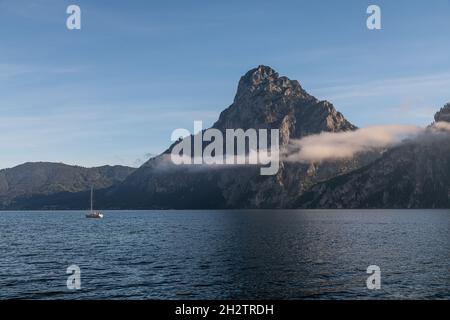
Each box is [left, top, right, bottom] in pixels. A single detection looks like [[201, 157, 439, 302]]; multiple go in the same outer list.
[[284, 122, 450, 163], [285, 125, 420, 163]]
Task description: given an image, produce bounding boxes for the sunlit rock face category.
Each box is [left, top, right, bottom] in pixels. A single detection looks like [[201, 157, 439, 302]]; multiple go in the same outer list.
[[434, 103, 450, 123], [213, 65, 356, 146]]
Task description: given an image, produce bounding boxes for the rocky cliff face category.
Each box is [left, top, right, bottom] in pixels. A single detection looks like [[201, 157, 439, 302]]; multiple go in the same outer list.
[[105, 66, 370, 209], [297, 105, 450, 209], [213, 65, 355, 143]]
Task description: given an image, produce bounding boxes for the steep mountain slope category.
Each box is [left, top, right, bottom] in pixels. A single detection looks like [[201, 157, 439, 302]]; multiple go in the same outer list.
[[212, 65, 355, 139], [0, 162, 135, 209], [297, 104, 450, 209], [105, 65, 373, 209]]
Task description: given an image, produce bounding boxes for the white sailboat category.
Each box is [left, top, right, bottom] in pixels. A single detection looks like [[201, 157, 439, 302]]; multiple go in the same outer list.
[[86, 186, 104, 219]]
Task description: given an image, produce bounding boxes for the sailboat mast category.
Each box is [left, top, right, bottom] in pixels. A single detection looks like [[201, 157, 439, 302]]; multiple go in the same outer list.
[[90, 186, 93, 212]]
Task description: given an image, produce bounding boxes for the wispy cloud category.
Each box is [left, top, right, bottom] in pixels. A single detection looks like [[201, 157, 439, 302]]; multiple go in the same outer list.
[[312, 72, 450, 101]]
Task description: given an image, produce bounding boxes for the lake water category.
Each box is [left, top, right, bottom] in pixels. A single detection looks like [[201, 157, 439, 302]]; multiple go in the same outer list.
[[0, 210, 449, 299]]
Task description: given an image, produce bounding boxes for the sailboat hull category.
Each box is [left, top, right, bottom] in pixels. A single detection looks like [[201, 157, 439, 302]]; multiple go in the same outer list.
[[86, 212, 104, 218]]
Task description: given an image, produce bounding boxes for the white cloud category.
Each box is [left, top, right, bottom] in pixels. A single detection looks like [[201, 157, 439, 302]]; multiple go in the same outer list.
[[284, 125, 423, 163]]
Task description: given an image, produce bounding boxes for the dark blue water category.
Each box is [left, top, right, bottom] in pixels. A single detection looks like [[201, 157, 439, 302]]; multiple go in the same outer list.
[[0, 210, 449, 299]]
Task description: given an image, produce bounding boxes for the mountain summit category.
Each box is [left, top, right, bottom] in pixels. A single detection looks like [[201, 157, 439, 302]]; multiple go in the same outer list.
[[213, 65, 356, 145], [233, 65, 313, 103]]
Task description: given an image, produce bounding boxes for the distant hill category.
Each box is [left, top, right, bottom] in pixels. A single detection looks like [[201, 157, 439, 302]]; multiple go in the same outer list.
[[0, 162, 135, 209]]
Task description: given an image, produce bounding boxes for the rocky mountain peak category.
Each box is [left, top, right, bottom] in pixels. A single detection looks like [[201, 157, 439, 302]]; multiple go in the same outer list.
[[234, 65, 312, 103], [213, 65, 355, 140], [434, 103, 450, 122]]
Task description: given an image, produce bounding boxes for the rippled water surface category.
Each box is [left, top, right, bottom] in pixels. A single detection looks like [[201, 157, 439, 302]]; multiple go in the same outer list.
[[0, 210, 449, 299]]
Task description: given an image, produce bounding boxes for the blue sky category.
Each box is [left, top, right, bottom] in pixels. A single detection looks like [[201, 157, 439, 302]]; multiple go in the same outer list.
[[1, 0, 450, 169]]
